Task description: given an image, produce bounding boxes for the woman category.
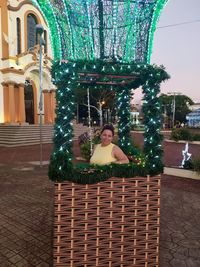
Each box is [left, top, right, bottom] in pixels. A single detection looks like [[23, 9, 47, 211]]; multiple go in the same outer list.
[[90, 124, 129, 165]]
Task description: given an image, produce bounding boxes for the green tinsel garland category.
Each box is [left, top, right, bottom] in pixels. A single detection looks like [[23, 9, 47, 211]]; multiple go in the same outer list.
[[48, 59, 169, 183], [49, 161, 148, 184]]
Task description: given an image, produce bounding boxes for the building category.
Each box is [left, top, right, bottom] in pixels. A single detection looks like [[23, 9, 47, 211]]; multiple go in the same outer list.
[[186, 108, 200, 128], [0, 0, 56, 125], [130, 104, 140, 126]]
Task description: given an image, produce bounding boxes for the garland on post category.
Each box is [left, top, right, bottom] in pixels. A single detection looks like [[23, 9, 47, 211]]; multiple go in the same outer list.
[[116, 86, 132, 154], [48, 59, 169, 183], [48, 63, 77, 180], [143, 81, 164, 174]]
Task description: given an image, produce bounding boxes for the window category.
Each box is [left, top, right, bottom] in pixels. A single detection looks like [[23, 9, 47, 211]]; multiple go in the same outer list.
[[44, 30, 47, 53], [16, 18, 21, 54], [27, 13, 38, 50]]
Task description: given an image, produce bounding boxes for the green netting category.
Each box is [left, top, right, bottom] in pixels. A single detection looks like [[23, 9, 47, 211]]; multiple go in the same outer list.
[[32, 0, 169, 62]]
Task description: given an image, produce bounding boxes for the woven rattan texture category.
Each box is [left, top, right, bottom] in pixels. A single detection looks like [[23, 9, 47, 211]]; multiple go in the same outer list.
[[54, 176, 160, 267]]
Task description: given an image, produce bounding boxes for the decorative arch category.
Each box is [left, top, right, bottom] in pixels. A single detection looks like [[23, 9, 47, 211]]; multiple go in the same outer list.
[[25, 67, 55, 124], [32, 0, 169, 63], [147, 0, 170, 63], [8, 1, 38, 11]]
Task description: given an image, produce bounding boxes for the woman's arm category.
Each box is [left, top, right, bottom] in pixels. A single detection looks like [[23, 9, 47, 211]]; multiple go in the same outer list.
[[112, 145, 129, 164]]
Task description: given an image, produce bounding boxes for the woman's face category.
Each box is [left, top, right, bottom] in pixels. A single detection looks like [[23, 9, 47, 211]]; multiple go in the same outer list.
[[100, 129, 113, 146]]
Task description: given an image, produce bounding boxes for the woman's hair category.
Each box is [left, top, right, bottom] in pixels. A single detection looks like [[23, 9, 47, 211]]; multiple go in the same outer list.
[[101, 124, 115, 136]]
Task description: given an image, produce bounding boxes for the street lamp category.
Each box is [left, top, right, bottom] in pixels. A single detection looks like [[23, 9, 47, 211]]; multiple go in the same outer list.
[[36, 24, 45, 167], [167, 92, 182, 128]]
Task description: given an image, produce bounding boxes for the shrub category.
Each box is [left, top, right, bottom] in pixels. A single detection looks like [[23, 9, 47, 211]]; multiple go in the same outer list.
[[193, 156, 200, 174], [80, 142, 91, 161], [170, 128, 193, 141], [80, 131, 101, 161], [183, 159, 194, 170], [193, 134, 200, 141]]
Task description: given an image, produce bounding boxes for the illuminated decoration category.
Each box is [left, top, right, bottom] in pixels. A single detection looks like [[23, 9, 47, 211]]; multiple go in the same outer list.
[[147, 0, 169, 63], [32, 0, 169, 63], [181, 142, 192, 168], [48, 60, 169, 182], [30, 0, 170, 182]]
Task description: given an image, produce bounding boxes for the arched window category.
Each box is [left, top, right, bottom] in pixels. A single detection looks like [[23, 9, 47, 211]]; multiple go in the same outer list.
[[27, 13, 38, 50], [16, 17, 21, 54]]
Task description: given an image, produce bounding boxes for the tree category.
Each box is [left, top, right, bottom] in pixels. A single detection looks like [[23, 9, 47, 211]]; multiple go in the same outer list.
[[159, 93, 194, 126], [75, 87, 116, 125]]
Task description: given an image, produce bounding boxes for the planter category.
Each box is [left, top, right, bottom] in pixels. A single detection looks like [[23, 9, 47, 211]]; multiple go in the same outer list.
[[54, 175, 161, 267], [164, 167, 200, 180]]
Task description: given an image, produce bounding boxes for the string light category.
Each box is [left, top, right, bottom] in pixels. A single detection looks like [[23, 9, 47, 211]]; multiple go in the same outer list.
[[48, 55, 169, 180], [33, 0, 168, 62], [147, 0, 169, 63]]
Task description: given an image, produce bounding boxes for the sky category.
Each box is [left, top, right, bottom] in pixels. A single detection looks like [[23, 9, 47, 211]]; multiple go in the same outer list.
[[151, 0, 200, 102]]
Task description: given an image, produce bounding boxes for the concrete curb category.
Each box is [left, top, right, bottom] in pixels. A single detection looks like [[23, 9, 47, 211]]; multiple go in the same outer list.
[[165, 139, 200, 145], [164, 167, 200, 180]]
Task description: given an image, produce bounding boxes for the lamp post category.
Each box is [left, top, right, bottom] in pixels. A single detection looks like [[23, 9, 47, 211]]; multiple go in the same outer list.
[[36, 24, 45, 167], [167, 92, 182, 128]]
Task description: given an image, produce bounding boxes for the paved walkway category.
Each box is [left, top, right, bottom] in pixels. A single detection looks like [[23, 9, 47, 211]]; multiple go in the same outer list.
[[160, 175, 200, 267], [0, 163, 54, 267], [0, 144, 200, 266]]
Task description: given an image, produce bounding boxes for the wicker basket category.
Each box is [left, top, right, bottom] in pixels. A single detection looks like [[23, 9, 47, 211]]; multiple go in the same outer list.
[[54, 175, 160, 267]]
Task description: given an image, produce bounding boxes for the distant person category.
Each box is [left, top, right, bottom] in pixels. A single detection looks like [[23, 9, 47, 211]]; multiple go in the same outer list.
[[90, 124, 129, 165]]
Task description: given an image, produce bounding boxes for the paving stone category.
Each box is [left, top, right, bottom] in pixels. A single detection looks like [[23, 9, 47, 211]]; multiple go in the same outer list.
[[1, 262, 16, 267], [185, 258, 200, 267], [159, 247, 174, 261], [189, 248, 200, 259], [8, 254, 24, 264], [14, 259, 30, 267], [39, 253, 51, 261], [180, 239, 200, 248], [36, 262, 51, 267], [159, 258, 172, 267], [161, 242, 177, 253], [170, 258, 187, 267], [173, 247, 189, 260], [3, 250, 16, 259]]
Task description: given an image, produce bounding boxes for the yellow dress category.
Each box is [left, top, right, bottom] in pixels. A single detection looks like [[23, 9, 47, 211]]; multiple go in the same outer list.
[[90, 143, 117, 165]]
